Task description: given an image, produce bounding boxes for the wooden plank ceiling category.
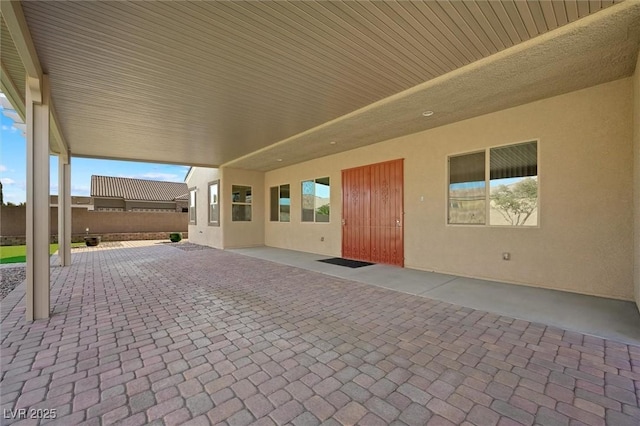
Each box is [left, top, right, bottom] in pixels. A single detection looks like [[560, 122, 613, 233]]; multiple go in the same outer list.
[[6, 1, 636, 169]]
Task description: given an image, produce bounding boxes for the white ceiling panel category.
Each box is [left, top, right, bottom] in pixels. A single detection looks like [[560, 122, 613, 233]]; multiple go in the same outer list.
[[0, 0, 635, 170]]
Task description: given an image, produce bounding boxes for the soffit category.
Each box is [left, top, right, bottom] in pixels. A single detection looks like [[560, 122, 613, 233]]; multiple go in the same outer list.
[[231, 1, 640, 171], [1, 16, 26, 104], [17, 0, 635, 169], [1, 15, 64, 154]]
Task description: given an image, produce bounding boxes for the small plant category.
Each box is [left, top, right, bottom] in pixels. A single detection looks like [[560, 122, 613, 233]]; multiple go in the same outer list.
[[169, 232, 182, 243], [84, 236, 101, 246]]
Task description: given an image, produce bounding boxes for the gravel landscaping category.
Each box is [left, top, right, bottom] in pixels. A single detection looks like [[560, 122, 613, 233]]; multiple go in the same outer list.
[[0, 267, 25, 301]]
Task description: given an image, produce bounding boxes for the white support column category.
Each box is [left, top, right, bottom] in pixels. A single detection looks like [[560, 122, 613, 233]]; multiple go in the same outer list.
[[58, 153, 71, 266], [25, 74, 50, 321]]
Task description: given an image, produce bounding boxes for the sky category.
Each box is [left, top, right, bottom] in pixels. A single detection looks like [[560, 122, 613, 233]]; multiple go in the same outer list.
[[0, 113, 190, 204]]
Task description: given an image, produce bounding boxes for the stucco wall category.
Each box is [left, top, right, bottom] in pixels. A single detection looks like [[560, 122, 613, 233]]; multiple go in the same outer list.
[[185, 167, 223, 249], [265, 78, 634, 300], [265, 161, 344, 257], [634, 51, 640, 311]]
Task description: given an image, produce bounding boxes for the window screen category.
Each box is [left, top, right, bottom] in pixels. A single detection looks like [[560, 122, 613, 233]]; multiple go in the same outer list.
[[270, 186, 279, 222], [448, 152, 486, 225]]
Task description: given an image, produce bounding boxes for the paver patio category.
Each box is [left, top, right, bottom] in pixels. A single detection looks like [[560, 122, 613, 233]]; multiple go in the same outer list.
[[1, 241, 639, 425]]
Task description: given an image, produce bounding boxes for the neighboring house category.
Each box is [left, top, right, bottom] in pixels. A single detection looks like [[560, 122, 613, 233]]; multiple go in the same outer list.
[[91, 175, 189, 212], [173, 193, 190, 211]]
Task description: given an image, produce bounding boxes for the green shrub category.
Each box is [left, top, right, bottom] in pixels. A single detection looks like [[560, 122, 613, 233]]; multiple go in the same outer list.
[[84, 236, 101, 246], [169, 232, 182, 242]]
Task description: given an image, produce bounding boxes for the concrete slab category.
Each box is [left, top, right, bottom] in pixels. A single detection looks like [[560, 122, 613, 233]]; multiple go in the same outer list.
[[230, 246, 640, 346], [423, 277, 640, 346]]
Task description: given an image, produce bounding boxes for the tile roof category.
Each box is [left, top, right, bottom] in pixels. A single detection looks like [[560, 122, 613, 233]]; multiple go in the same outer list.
[[91, 175, 189, 202]]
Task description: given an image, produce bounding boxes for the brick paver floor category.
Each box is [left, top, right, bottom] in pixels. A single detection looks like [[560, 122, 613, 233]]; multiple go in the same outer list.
[[1, 242, 639, 425]]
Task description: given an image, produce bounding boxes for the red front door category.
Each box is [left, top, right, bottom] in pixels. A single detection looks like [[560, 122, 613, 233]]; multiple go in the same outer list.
[[342, 159, 404, 266]]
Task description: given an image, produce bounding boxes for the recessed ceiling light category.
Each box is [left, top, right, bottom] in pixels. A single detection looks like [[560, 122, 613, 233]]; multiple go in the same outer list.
[[422, 111, 434, 117], [330, 141, 337, 145], [276, 158, 283, 162]]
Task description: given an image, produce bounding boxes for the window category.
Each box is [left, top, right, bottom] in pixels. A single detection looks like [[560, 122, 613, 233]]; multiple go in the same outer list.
[[489, 142, 538, 226], [448, 151, 486, 225], [301, 177, 330, 222], [270, 184, 290, 222], [208, 180, 219, 226], [232, 185, 252, 221], [189, 188, 196, 224], [448, 141, 538, 226]]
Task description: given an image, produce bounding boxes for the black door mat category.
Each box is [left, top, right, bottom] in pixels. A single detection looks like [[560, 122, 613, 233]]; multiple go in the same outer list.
[[317, 257, 375, 268]]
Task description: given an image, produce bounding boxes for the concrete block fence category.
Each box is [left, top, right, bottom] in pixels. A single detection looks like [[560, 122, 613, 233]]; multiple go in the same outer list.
[[0, 206, 187, 246]]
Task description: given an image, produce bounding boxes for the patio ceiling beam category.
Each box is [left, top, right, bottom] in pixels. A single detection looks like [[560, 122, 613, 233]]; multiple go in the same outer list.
[[1, 0, 42, 83], [0, 62, 25, 121], [50, 100, 69, 161], [1, 0, 69, 159]]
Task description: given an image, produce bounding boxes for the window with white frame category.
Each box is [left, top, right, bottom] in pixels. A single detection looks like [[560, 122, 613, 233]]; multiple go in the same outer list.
[[270, 184, 290, 222], [448, 141, 538, 226], [301, 177, 330, 223], [231, 185, 252, 221], [189, 188, 197, 224], [208, 180, 219, 226]]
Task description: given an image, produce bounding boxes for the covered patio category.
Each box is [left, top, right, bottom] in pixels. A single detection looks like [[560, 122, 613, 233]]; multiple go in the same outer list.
[[1, 1, 640, 424], [1, 0, 639, 323], [1, 242, 639, 425]]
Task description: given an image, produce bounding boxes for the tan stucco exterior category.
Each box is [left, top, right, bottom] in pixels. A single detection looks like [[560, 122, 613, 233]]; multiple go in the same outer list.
[[188, 77, 635, 302], [634, 50, 640, 311], [263, 78, 634, 301], [187, 167, 265, 249], [186, 167, 223, 249]]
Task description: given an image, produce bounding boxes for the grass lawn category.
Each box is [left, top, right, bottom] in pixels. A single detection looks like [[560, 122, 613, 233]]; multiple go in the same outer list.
[[0, 243, 85, 264]]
